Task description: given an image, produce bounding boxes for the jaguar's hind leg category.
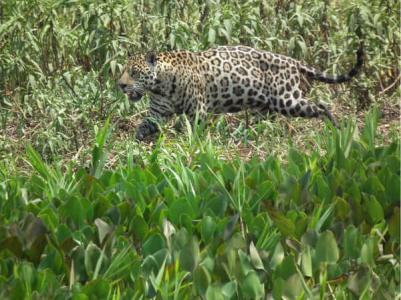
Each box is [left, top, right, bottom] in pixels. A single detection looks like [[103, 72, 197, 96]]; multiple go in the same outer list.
[[271, 96, 338, 127]]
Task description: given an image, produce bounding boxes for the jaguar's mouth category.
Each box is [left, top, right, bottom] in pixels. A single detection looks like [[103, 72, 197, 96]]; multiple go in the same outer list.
[[126, 91, 144, 102]]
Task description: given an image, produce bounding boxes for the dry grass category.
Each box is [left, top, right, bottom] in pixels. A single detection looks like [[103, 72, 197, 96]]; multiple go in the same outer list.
[[3, 96, 398, 175]]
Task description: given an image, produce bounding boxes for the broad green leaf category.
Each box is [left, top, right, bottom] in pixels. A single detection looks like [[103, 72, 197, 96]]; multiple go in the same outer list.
[[39, 243, 64, 274], [365, 196, 384, 225], [276, 256, 297, 280], [142, 248, 169, 278], [249, 241, 265, 271], [315, 231, 339, 264], [272, 277, 285, 300], [267, 208, 295, 237], [206, 285, 225, 300], [200, 215, 216, 243], [141, 255, 159, 278], [282, 274, 303, 300], [362, 175, 385, 196], [388, 207, 400, 241], [106, 205, 120, 225], [301, 230, 318, 248], [269, 242, 285, 270], [347, 267, 371, 297], [360, 238, 377, 267], [238, 249, 253, 276], [204, 196, 228, 216], [71, 246, 88, 283], [84, 242, 103, 278], [301, 246, 313, 277], [142, 234, 165, 257], [61, 196, 93, 228], [82, 278, 111, 299], [314, 174, 331, 202], [179, 237, 199, 272], [240, 271, 264, 299], [94, 218, 113, 245], [222, 281, 237, 298], [179, 213, 193, 233], [194, 265, 211, 296], [343, 225, 362, 259], [224, 214, 239, 240], [335, 197, 350, 220], [168, 198, 195, 226], [18, 263, 35, 296], [117, 201, 131, 223], [130, 215, 149, 241], [172, 228, 190, 251], [200, 256, 215, 272]]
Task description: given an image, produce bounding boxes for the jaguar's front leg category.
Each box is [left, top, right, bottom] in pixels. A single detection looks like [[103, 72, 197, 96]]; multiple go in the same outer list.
[[135, 117, 159, 141], [187, 100, 208, 128], [135, 101, 173, 141]]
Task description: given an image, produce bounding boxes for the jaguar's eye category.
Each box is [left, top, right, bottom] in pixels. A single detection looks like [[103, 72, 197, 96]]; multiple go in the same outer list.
[[130, 68, 136, 77]]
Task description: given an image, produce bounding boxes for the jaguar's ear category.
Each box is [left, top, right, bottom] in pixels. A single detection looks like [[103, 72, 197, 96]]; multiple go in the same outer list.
[[146, 52, 157, 67]]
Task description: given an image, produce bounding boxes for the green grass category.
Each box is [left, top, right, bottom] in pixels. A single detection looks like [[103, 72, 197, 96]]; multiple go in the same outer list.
[[0, 110, 399, 299], [0, 0, 400, 298]]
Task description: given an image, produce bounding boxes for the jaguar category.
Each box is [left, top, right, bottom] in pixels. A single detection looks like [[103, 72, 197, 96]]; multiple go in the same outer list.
[[118, 43, 363, 140]]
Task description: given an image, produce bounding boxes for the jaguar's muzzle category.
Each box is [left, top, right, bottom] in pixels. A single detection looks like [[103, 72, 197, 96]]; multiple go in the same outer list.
[[118, 83, 143, 102]]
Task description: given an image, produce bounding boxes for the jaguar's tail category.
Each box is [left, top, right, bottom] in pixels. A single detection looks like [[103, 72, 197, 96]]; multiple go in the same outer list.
[[300, 42, 363, 84]]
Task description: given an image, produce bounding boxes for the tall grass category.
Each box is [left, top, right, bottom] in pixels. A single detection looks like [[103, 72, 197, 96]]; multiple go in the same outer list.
[[1, 0, 399, 97], [1, 1, 399, 167], [0, 111, 399, 298]]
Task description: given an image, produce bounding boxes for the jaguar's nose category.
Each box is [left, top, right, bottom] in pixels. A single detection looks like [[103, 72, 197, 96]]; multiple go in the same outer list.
[[118, 83, 127, 90]]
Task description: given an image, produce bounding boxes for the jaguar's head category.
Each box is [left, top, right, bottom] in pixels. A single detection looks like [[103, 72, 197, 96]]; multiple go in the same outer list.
[[118, 52, 158, 102]]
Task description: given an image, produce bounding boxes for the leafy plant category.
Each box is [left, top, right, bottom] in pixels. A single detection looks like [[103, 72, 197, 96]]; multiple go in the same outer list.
[[0, 111, 399, 298], [0, 0, 399, 298]]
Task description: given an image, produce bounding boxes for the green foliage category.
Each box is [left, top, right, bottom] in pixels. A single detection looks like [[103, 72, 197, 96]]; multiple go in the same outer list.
[[0, 112, 399, 298], [0, 0, 399, 298], [1, 0, 399, 165]]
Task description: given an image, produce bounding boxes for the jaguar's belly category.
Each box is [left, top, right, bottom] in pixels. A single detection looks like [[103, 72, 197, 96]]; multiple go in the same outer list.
[[205, 78, 268, 114]]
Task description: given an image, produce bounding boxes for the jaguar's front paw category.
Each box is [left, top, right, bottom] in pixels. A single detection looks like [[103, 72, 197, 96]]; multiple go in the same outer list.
[[135, 120, 158, 141], [135, 129, 147, 141]]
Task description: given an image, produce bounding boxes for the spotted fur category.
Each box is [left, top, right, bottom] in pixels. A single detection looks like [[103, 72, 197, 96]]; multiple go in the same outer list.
[[118, 45, 363, 140]]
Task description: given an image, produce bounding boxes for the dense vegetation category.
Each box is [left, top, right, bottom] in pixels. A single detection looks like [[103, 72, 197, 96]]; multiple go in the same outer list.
[[0, 0, 399, 299]]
